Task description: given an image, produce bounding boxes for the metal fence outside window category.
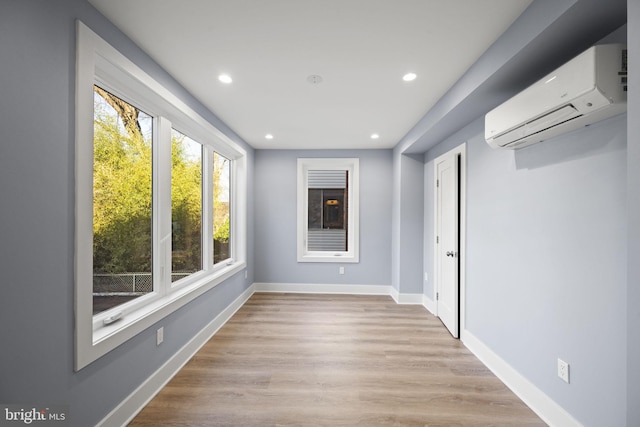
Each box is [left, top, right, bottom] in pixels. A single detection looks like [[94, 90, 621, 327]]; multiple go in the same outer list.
[[93, 272, 193, 295]]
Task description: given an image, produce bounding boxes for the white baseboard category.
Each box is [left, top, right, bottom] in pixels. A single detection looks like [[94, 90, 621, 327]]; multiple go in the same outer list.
[[256, 283, 426, 307], [98, 284, 256, 427], [388, 286, 425, 305], [254, 282, 392, 296], [394, 292, 424, 305], [421, 294, 436, 315], [462, 331, 582, 427]]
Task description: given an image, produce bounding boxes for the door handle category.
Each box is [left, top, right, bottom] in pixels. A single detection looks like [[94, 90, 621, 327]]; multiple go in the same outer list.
[[446, 251, 456, 257]]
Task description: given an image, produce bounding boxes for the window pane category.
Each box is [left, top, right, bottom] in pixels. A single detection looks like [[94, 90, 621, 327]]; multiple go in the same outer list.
[[307, 170, 348, 251], [213, 152, 231, 264], [171, 129, 203, 281], [308, 189, 322, 229], [93, 86, 153, 314]]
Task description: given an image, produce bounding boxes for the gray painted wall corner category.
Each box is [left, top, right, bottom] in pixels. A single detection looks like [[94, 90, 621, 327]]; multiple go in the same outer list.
[[627, 2, 640, 425], [254, 149, 393, 286]]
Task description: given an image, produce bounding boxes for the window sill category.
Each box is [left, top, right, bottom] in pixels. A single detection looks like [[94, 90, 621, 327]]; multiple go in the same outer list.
[[297, 253, 359, 263], [80, 261, 245, 370]]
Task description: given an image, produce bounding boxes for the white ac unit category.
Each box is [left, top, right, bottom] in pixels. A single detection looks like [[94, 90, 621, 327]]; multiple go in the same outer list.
[[485, 44, 627, 150]]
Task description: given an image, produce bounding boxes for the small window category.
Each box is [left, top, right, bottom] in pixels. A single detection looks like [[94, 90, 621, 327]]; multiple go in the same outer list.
[[213, 152, 231, 264], [297, 158, 359, 263]]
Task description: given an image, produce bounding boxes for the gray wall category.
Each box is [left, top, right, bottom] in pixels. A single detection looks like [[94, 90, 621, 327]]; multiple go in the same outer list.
[[254, 149, 392, 286], [419, 20, 632, 425], [476, 115, 625, 426], [627, 2, 640, 425], [0, 1, 254, 426], [422, 159, 434, 299], [412, 2, 632, 423], [424, 114, 628, 426], [390, 153, 425, 295]]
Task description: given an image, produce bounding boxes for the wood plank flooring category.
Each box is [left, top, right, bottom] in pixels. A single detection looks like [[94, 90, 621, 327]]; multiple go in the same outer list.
[[130, 293, 546, 426]]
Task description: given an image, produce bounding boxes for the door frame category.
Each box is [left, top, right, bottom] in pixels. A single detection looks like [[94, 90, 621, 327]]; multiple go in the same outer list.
[[432, 143, 466, 339]]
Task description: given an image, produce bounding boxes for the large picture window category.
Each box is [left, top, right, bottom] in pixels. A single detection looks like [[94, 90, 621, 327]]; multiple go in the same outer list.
[[297, 158, 359, 263], [75, 22, 247, 370]]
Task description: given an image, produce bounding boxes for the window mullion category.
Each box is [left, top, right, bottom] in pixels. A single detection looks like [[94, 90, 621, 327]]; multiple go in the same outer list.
[[300, 165, 309, 254], [202, 146, 214, 271], [231, 155, 246, 265], [347, 163, 357, 254], [231, 159, 239, 262], [155, 116, 173, 294]]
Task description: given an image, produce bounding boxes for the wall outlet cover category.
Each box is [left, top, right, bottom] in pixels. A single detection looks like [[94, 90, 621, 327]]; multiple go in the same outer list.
[[557, 358, 569, 383]]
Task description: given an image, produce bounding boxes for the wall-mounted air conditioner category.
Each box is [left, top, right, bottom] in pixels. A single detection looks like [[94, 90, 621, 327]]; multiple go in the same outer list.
[[485, 44, 627, 150]]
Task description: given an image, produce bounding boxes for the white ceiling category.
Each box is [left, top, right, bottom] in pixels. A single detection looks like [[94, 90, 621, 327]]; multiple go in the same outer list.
[[89, 0, 532, 150]]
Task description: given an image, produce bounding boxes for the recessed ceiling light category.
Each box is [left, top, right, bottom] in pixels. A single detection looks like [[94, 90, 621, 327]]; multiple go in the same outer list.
[[218, 74, 233, 84], [402, 72, 417, 82], [265, 134, 274, 140], [371, 133, 380, 140]]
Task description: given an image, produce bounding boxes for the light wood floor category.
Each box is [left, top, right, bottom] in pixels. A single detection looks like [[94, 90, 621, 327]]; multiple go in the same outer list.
[[130, 293, 546, 426]]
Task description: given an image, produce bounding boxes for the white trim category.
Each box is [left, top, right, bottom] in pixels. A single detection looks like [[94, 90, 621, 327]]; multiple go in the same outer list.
[[431, 143, 466, 338], [462, 331, 582, 427], [254, 282, 390, 295], [97, 285, 256, 427], [422, 294, 437, 315], [390, 286, 400, 302], [256, 283, 425, 306], [394, 292, 424, 305]]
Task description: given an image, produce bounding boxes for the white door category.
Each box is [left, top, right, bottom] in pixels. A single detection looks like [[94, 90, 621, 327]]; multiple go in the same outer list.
[[435, 153, 459, 338]]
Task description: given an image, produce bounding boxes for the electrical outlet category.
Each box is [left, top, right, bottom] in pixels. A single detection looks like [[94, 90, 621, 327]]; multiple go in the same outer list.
[[339, 266, 345, 275], [157, 327, 164, 346], [557, 358, 569, 383], [424, 272, 428, 282]]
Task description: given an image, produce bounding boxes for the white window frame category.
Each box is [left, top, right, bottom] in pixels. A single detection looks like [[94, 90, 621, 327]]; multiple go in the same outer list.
[[297, 158, 359, 263], [75, 21, 247, 371]]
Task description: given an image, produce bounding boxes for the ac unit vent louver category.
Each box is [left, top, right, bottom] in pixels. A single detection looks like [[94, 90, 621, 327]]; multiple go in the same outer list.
[[485, 44, 627, 150]]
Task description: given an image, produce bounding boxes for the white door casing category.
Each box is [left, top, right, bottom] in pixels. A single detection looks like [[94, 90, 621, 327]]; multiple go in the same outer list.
[[436, 154, 459, 337], [433, 144, 465, 339]]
